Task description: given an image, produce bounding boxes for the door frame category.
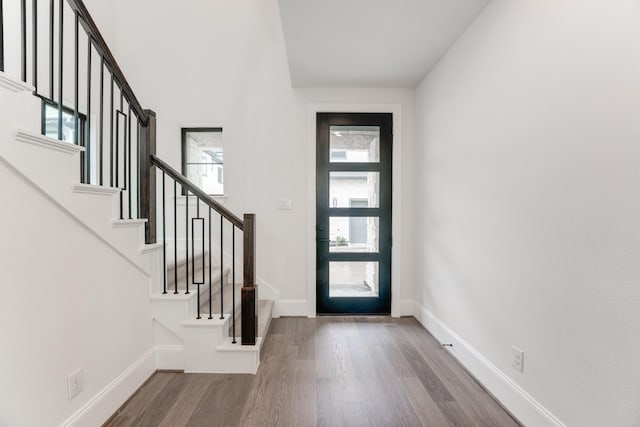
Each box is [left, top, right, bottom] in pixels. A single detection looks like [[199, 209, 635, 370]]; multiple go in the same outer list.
[[306, 103, 404, 318]]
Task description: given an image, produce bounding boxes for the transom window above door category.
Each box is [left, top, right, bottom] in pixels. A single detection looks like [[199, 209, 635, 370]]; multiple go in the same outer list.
[[181, 128, 224, 196]]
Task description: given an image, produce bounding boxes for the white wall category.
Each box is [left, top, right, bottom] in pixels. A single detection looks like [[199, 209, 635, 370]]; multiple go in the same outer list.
[[414, 1, 640, 425], [109, 0, 417, 315], [0, 159, 154, 426]]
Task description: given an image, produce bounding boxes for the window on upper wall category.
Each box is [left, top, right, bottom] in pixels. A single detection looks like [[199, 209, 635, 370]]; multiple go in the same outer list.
[[181, 127, 224, 195]]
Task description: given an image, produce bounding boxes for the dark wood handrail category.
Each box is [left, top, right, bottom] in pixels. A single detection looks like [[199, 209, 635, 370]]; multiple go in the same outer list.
[[151, 154, 244, 230], [66, 0, 148, 125]]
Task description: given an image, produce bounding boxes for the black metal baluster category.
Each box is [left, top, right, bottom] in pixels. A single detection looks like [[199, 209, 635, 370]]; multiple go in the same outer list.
[[220, 215, 224, 319], [162, 171, 166, 294], [32, 0, 37, 91], [49, 0, 53, 98], [20, 0, 26, 82], [109, 73, 113, 186], [74, 12, 82, 181], [85, 37, 91, 184], [0, 0, 5, 72], [192, 216, 202, 320], [208, 206, 212, 319], [127, 104, 132, 218], [192, 199, 198, 285], [193, 200, 203, 319], [173, 180, 178, 294], [117, 92, 123, 218], [185, 188, 189, 295], [115, 111, 123, 219], [232, 225, 236, 343], [136, 118, 140, 217], [200, 213, 205, 318], [98, 58, 104, 185], [57, 0, 62, 140]]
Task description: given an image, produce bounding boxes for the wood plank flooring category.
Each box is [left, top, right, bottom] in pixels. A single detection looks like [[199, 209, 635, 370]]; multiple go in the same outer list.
[[105, 317, 521, 427]]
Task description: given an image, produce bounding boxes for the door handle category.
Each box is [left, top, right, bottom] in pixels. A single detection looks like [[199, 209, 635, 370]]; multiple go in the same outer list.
[[317, 237, 330, 243]]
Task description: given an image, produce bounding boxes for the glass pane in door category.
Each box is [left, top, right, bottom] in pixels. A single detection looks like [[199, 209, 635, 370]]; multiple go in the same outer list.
[[329, 172, 379, 208], [329, 217, 379, 252], [329, 261, 379, 297], [330, 126, 380, 163]]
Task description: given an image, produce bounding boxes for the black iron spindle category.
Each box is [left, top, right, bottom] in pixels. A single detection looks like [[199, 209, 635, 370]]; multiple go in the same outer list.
[[220, 215, 224, 319], [173, 180, 178, 294], [127, 104, 132, 218], [136, 118, 140, 216], [57, 0, 62, 140], [192, 199, 198, 290], [74, 12, 82, 180], [98, 58, 104, 185], [85, 36, 91, 184], [192, 216, 203, 320], [109, 73, 113, 186], [20, 0, 26, 82], [208, 206, 212, 319], [232, 225, 236, 343], [116, 111, 123, 219], [185, 188, 189, 295], [0, 0, 5, 72], [32, 0, 37, 91], [162, 171, 166, 294], [117, 92, 123, 218], [49, 0, 53, 98]]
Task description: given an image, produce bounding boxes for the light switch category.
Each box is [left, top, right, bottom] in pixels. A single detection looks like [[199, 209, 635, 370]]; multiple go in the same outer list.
[[278, 198, 293, 210]]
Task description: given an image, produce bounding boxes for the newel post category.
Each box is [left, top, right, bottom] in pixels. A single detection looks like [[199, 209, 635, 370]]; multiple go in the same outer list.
[[241, 213, 257, 345], [139, 109, 157, 244]]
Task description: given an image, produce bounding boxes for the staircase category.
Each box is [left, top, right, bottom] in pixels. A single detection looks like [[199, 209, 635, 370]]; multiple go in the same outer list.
[[0, 0, 272, 375]]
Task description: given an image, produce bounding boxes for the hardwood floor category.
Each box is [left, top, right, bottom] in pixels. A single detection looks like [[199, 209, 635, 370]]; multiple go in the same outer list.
[[105, 317, 521, 427]]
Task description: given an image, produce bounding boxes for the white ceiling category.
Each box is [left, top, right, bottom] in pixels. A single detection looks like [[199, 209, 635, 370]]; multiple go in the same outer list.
[[278, 0, 489, 88]]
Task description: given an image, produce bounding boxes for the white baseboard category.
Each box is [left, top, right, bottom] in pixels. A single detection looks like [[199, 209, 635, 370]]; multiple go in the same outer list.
[[156, 345, 185, 371], [273, 299, 309, 318], [406, 300, 566, 427], [60, 347, 156, 427]]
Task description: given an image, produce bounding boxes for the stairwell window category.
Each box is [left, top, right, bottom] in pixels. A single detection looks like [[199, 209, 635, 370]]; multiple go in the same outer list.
[[42, 100, 86, 146], [181, 128, 224, 195]]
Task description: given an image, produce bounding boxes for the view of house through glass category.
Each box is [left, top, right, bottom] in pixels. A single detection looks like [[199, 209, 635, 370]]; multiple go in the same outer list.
[[43, 102, 84, 144], [329, 261, 379, 297], [330, 125, 379, 162], [182, 128, 224, 195]]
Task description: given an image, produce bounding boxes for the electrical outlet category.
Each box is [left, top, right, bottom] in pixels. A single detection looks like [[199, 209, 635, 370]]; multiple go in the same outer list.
[[512, 346, 524, 373], [67, 368, 84, 400]]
